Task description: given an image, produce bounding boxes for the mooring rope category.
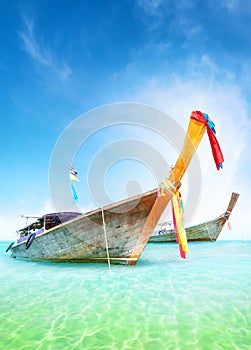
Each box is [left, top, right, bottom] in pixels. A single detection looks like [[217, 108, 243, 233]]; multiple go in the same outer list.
[[205, 222, 214, 242], [101, 208, 111, 272]]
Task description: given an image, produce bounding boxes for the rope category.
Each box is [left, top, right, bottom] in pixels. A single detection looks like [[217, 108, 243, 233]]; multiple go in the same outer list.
[[205, 222, 214, 242], [101, 208, 111, 272]]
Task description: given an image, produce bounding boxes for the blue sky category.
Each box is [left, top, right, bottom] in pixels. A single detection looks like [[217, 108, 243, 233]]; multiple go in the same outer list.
[[1, 0, 251, 240]]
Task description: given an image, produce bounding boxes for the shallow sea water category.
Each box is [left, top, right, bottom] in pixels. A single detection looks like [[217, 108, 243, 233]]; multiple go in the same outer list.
[[0, 240, 251, 350]]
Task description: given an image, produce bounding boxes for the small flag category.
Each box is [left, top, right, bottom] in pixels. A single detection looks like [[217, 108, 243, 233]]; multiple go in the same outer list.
[[69, 166, 79, 204], [69, 166, 80, 182], [70, 183, 79, 203]]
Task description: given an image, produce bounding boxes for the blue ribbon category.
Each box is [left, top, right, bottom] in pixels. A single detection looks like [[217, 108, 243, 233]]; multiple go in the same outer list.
[[203, 113, 216, 134], [70, 183, 79, 203]]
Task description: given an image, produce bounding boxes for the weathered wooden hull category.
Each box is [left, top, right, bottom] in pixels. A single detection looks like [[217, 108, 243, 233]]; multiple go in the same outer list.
[[10, 189, 158, 265], [149, 192, 239, 243], [9, 112, 219, 265]]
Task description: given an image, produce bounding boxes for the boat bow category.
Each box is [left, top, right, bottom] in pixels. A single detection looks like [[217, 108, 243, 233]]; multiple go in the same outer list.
[[128, 111, 222, 264]]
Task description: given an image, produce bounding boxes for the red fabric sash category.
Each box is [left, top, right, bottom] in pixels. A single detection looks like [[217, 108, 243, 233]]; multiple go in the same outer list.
[[190, 111, 224, 170]]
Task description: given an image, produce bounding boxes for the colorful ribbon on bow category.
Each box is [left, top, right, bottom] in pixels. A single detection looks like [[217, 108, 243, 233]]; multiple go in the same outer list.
[[190, 111, 224, 170], [172, 189, 188, 259], [157, 111, 224, 259], [158, 179, 188, 259]]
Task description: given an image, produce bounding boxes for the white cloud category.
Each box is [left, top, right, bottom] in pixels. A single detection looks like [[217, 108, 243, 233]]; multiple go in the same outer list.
[[220, 0, 239, 11], [60, 64, 72, 81], [18, 14, 72, 82], [201, 54, 218, 72], [137, 0, 164, 14], [130, 74, 250, 239], [19, 16, 52, 66], [2, 75, 249, 241]]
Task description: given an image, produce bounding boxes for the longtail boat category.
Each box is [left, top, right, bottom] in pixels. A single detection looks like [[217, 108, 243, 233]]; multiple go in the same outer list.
[[149, 192, 239, 243], [7, 111, 223, 265]]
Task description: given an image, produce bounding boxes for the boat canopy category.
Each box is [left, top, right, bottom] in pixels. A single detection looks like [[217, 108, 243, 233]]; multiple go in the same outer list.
[[17, 212, 82, 237], [44, 212, 82, 230]]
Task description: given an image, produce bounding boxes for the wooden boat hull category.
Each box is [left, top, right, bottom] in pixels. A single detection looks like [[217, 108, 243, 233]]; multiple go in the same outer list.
[[9, 111, 221, 265], [10, 189, 158, 265], [149, 192, 239, 243]]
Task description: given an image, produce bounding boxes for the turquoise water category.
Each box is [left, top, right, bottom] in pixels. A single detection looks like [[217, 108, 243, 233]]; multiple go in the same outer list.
[[1, 241, 251, 350]]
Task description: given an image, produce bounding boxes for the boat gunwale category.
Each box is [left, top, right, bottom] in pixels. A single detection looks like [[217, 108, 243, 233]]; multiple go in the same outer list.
[[12, 188, 158, 249]]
